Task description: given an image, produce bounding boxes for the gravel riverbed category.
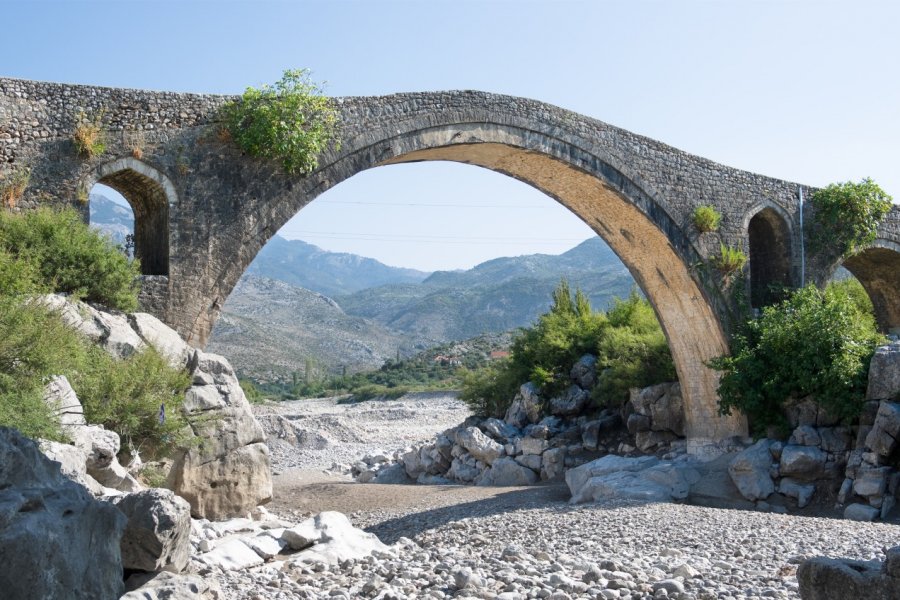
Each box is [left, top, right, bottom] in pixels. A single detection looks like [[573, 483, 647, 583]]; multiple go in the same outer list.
[[228, 394, 899, 600]]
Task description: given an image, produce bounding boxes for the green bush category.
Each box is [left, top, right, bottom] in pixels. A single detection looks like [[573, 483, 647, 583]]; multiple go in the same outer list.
[[0, 207, 140, 310], [711, 283, 885, 435], [222, 69, 339, 175], [459, 359, 524, 417], [692, 205, 721, 233], [0, 294, 189, 455], [460, 282, 675, 417], [0, 296, 86, 440], [73, 347, 191, 458], [809, 178, 892, 256], [594, 292, 676, 405]]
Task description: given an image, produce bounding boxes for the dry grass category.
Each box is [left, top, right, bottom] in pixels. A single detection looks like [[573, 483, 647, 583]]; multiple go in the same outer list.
[[0, 168, 30, 208], [124, 129, 146, 160], [72, 110, 106, 158]]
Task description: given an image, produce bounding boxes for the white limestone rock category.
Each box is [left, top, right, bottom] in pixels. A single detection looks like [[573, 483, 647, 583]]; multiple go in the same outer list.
[[455, 426, 503, 465], [127, 312, 194, 369], [198, 538, 264, 571]]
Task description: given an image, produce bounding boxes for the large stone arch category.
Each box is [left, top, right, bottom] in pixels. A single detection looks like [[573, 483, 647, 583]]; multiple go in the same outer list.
[[218, 120, 747, 451], [86, 157, 175, 276], [839, 239, 900, 335]]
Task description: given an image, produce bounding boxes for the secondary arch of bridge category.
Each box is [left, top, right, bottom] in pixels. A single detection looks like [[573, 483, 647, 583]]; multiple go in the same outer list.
[[224, 120, 748, 450]]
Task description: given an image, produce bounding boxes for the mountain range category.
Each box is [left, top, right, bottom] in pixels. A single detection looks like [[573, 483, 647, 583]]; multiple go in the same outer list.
[[89, 193, 635, 381]]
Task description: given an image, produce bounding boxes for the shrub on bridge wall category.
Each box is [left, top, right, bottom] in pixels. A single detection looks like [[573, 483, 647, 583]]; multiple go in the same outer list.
[[0, 207, 140, 311], [221, 69, 339, 175], [711, 281, 885, 435], [460, 281, 675, 417], [692, 205, 721, 233], [808, 178, 892, 257]]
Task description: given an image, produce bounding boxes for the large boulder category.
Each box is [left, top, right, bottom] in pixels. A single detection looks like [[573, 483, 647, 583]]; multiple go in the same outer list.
[[70, 425, 142, 493], [38, 440, 105, 496], [728, 439, 775, 501], [504, 383, 542, 428], [281, 512, 391, 565], [112, 489, 192, 573], [127, 312, 194, 369], [455, 427, 502, 465], [865, 401, 900, 458], [549, 385, 590, 416], [40, 295, 146, 360], [867, 342, 900, 402], [476, 457, 538, 486], [798, 546, 900, 599], [566, 454, 699, 504], [629, 382, 685, 436], [780, 445, 828, 480], [0, 427, 126, 600], [167, 351, 272, 520]]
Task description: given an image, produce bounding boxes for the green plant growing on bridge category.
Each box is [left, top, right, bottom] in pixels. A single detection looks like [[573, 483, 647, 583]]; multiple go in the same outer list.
[[72, 109, 107, 158], [221, 69, 339, 175], [713, 243, 747, 276], [692, 205, 721, 233], [807, 178, 892, 256], [710, 282, 884, 435]]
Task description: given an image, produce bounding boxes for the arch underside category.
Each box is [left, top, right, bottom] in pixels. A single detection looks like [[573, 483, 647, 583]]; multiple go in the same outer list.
[[748, 208, 792, 308], [365, 138, 747, 446], [842, 245, 900, 335], [96, 167, 170, 276]]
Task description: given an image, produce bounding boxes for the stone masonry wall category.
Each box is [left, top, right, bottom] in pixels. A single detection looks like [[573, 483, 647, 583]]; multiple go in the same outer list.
[[2, 76, 899, 448]]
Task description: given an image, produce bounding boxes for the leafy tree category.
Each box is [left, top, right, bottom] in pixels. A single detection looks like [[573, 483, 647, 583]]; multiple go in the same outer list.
[[460, 281, 674, 417], [222, 69, 339, 175], [808, 178, 892, 256], [594, 291, 676, 405], [711, 283, 884, 435]]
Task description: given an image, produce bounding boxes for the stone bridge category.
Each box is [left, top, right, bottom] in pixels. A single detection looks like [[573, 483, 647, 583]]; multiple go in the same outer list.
[[2, 77, 898, 454]]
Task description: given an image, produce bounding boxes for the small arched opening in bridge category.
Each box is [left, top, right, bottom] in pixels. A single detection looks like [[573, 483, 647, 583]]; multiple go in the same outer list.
[[747, 206, 793, 308], [838, 241, 900, 336], [87, 157, 174, 276]]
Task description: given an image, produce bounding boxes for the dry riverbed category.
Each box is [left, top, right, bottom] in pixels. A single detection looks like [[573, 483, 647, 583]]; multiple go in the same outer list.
[[240, 394, 898, 600]]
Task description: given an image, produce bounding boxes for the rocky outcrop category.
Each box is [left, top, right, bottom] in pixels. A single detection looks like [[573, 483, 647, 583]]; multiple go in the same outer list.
[[122, 572, 220, 600], [38, 294, 272, 521], [0, 427, 126, 600], [798, 545, 900, 599]]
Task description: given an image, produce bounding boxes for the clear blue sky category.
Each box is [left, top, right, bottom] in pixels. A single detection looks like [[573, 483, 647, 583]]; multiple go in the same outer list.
[[4, 0, 898, 271]]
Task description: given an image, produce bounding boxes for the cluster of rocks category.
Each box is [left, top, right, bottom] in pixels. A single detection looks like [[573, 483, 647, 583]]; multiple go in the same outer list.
[[728, 340, 900, 521], [39, 293, 272, 519], [347, 355, 688, 490]]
